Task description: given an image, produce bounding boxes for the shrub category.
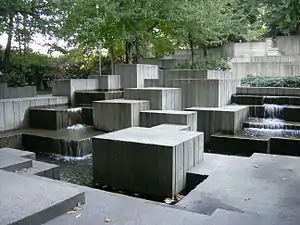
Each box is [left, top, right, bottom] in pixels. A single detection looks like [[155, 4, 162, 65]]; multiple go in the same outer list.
[[242, 75, 300, 87]]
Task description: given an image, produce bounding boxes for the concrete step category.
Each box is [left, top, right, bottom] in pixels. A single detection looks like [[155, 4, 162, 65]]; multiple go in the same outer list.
[[75, 90, 123, 106], [244, 118, 300, 130], [232, 94, 300, 106], [0, 154, 33, 172], [150, 124, 191, 131], [0, 170, 84, 225], [16, 160, 60, 180], [140, 110, 197, 131], [0, 147, 36, 159]]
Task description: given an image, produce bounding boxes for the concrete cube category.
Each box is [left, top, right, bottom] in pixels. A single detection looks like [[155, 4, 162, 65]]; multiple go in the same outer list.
[[88, 75, 121, 91], [93, 99, 150, 132], [140, 110, 197, 131], [124, 87, 182, 110], [185, 105, 249, 143], [92, 127, 204, 197], [115, 64, 159, 88]]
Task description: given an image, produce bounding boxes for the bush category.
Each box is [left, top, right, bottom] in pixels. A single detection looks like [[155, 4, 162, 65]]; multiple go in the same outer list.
[[177, 57, 231, 71], [242, 75, 300, 87]]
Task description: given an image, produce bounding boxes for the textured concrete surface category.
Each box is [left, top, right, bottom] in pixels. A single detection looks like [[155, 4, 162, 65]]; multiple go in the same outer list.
[[0, 154, 33, 172], [0, 147, 36, 159], [93, 99, 150, 132], [75, 90, 123, 106], [186, 105, 249, 143], [0, 170, 85, 225], [88, 75, 121, 91], [0, 83, 37, 99], [177, 153, 300, 224], [115, 64, 159, 88], [140, 110, 197, 131], [236, 87, 300, 96], [124, 87, 182, 110], [93, 127, 204, 197], [0, 96, 68, 132]]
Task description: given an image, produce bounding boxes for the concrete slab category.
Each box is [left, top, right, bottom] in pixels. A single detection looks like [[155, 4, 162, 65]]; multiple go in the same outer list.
[[0, 147, 36, 159], [140, 110, 197, 131], [88, 75, 121, 91], [93, 127, 204, 197], [0, 154, 32, 172], [75, 90, 123, 106], [0, 170, 85, 225], [93, 99, 150, 132], [124, 87, 182, 110], [177, 153, 300, 223]]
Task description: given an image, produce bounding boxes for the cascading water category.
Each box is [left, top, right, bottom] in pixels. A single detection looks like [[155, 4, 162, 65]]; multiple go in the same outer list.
[[263, 104, 284, 119]]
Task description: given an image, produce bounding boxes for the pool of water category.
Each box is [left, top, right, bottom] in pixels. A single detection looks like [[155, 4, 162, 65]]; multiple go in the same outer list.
[[37, 153, 93, 187]]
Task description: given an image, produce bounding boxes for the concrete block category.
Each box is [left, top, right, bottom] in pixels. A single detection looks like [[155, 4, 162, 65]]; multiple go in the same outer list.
[[185, 105, 249, 143], [0, 102, 5, 132], [0, 170, 85, 225], [92, 127, 204, 197], [0, 154, 33, 172], [140, 110, 197, 131], [144, 78, 160, 87], [124, 87, 182, 110], [0, 147, 36, 160], [236, 87, 300, 96], [167, 79, 240, 108], [138, 58, 177, 69], [88, 75, 121, 90], [115, 64, 159, 88], [75, 90, 123, 106], [93, 99, 150, 132], [150, 124, 191, 131]]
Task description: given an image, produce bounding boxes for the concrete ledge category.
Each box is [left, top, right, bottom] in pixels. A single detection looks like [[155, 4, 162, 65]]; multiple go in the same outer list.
[[140, 110, 197, 131], [124, 87, 182, 110], [88, 75, 121, 91], [0, 154, 33, 172], [0, 147, 36, 160], [0, 83, 37, 99], [93, 99, 150, 132], [150, 124, 191, 131], [236, 87, 300, 96], [92, 127, 204, 197], [0, 96, 68, 132], [185, 105, 249, 143], [75, 90, 123, 106]]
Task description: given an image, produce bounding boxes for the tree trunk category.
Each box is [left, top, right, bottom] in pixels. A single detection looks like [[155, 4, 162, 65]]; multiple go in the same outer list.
[[110, 47, 115, 74], [4, 13, 14, 73], [125, 41, 133, 64], [203, 47, 207, 57], [135, 38, 140, 63], [188, 33, 195, 69]]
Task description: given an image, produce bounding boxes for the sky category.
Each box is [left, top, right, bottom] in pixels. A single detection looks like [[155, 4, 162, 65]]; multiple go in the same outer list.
[[0, 33, 66, 57]]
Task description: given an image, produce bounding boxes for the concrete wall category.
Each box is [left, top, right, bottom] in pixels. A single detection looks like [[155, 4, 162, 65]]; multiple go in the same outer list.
[[0, 96, 68, 132], [166, 79, 240, 108], [52, 79, 99, 105], [115, 64, 159, 89], [88, 75, 121, 91], [185, 105, 249, 143], [236, 87, 300, 96], [138, 58, 177, 69], [232, 61, 300, 77], [0, 83, 37, 99], [276, 35, 300, 55], [233, 42, 267, 57]]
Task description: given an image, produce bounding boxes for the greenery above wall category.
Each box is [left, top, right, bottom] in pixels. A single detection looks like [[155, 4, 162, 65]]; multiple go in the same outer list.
[[242, 75, 300, 87], [177, 57, 231, 71]]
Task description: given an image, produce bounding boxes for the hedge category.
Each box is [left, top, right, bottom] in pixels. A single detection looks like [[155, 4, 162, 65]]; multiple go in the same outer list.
[[241, 75, 300, 88]]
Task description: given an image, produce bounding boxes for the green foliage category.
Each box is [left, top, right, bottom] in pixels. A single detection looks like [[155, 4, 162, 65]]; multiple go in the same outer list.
[[177, 57, 231, 71], [242, 75, 300, 87]]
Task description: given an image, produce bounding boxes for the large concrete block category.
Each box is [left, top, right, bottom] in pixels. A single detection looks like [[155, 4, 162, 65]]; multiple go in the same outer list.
[[75, 90, 123, 106], [115, 64, 159, 88], [88, 75, 121, 91], [53, 79, 99, 105], [92, 127, 204, 197], [167, 79, 240, 108], [185, 105, 249, 143], [93, 99, 150, 132], [140, 110, 197, 131], [124, 87, 182, 110], [138, 58, 177, 69]]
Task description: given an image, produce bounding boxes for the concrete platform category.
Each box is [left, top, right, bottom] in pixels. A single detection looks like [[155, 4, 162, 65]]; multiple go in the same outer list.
[[185, 105, 249, 143], [232, 94, 300, 106], [140, 110, 197, 131], [0, 154, 33, 172], [177, 153, 300, 223], [150, 124, 191, 131], [0, 170, 85, 225], [93, 99, 150, 132], [124, 87, 182, 110], [0, 147, 36, 159], [92, 127, 204, 197]]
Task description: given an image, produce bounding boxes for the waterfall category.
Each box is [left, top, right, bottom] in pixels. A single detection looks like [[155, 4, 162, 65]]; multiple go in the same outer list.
[[66, 108, 83, 125], [263, 104, 283, 119]]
